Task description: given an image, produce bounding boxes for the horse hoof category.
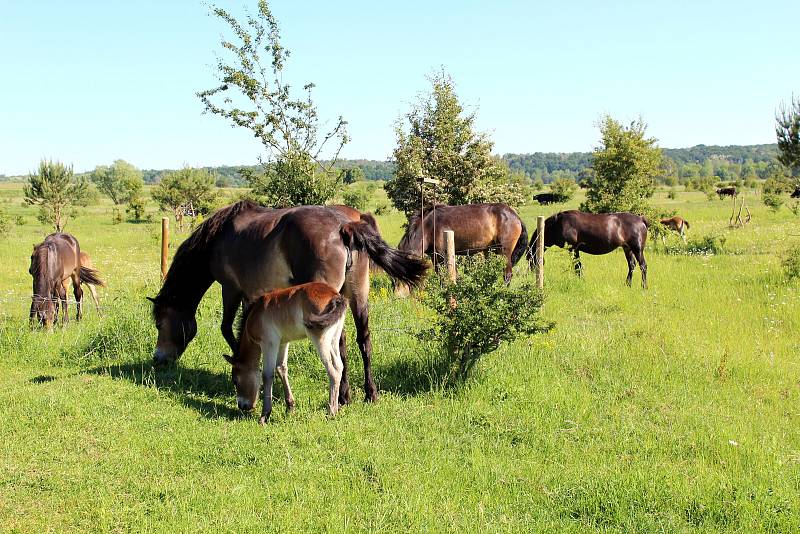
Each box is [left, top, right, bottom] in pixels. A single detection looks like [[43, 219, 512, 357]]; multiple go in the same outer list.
[[365, 390, 380, 403], [258, 414, 270, 425]]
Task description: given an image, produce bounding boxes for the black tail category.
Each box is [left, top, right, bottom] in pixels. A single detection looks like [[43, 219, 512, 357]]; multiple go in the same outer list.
[[80, 266, 105, 287], [340, 221, 429, 288], [510, 220, 528, 267], [304, 294, 347, 330], [684, 220, 690, 230]]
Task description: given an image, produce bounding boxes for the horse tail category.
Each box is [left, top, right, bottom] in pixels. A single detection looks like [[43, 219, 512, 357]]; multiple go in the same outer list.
[[304, 294, 347, 331], [684, 219, 690, 230], [340, 221, 428, 288], [641, 216, 651, 228], [79, 266, 105, 287], [510, 219, 528, 267]]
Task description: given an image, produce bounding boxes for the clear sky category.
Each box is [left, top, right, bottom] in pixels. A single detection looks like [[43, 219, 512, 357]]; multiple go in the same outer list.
[[1, 0, 798, 176]]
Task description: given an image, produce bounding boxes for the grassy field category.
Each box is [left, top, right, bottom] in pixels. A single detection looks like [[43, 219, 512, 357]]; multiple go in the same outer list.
[[1, 182, 799, 532]]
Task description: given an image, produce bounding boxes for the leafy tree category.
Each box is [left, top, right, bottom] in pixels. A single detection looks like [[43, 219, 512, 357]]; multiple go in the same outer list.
[[126, 195, 147, 222], [550, 177, 577, 202], [197, 0, 348, 206], [342, 166, 365, 184], [24, 159, 88, 231], [582, 116, 661, 214], [91, 159, 143, 205], [152, 167, 218, 229], [341, 183, 374, 211], [386, 71, 528, 215], [776, 96, 800, 177]]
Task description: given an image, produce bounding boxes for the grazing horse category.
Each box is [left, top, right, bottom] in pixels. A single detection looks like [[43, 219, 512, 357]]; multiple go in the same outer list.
[[791, 186, 800, 199], [61, 251, 104, 314], [533, 193, 558, 205], [29, 233, 104, 327], [660, 216, 690, 242], [528, 210, 649, 288], [397, 203, 528, 284], [149, 200, 427, 404], [225, 282, 347, 423], [716, 186, 737, 199]]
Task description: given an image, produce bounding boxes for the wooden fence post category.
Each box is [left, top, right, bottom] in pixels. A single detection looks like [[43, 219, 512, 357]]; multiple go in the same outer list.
[[161, 217, 169, 281], [444, 230, 456, 282], [536, 215, 545, 289]]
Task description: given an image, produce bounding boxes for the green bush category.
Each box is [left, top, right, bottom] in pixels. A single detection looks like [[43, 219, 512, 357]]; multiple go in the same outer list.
[[342, 187, 371, 211], [783, 246, 800, 281], [762, 192, 784, 212], [419, 255, 550, 384], [663, 234, 726, 256], [667, 188, 677, 200], [550, 177, 578, 203]]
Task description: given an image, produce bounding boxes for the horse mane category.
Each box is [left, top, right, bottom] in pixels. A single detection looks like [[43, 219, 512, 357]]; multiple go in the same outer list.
[[153, 200, 264, 315], [233, 300, 258, 358], [31, 241, 56, 282]]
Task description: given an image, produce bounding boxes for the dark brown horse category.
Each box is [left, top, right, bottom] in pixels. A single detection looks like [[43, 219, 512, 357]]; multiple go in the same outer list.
[[149, 200, 428, 403], [529, 210, 649, 288], [397, 203, 528, 284], [716, 186, 737, 199], [29, 233, 104, 327]]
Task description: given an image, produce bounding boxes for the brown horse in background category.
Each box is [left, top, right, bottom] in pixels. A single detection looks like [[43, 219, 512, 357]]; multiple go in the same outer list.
[[149, 200, 427, 404], [29, 233, 104, 327], [529, 210, 649, 288], [660, 216, 690, 242], [397, 203, 528, 284]]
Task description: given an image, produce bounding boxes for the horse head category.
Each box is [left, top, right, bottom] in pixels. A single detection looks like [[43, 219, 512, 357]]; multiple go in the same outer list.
[[29, 244, 56, 328], [149, 296, 198, 364]]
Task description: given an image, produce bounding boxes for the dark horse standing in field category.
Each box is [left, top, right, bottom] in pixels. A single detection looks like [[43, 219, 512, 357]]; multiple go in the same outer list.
[[149, 200, 428, 403], [397, 203, 528, 285], [529, 210, 649, 288], [29, 233, 104, 327], [716, 186, 737, 199]]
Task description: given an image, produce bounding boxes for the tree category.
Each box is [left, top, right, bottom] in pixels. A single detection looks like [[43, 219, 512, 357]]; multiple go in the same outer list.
[[24, 160, 88, 231], [197, 0, 348, 206], [152, 167, 218, 229], [342, 166, 365, 184], [550, 177, 577, 203], [90, 159, 143, 205], [386, 71, 528, 216], [776, 96, 800, 177], [582, 116, 662, 214]]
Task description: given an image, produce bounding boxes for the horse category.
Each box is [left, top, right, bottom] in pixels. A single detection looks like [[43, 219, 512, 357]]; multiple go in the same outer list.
[[791, 186, 800, 199], [716, 186, 737, 199], [659, 216, 690, 242], [397, 203, 528, 285], [533, 193, 558, 205], [224, 282, 347, 423], [528, 210, 649, 288], [149, 200, 428, 404], [29, 233, 104, 327], [61, 251, 104, 314]]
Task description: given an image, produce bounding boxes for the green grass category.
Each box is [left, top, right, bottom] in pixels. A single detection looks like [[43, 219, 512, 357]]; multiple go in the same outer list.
[[1, 184, 799, 532]]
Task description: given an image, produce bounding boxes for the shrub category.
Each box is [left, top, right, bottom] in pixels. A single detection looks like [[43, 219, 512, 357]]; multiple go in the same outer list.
[[663, 234, 726, 256], [667, 188, 677, 200], [374, 203, 390, 216], [762, 192, 784, 212], [342, 186, 372, 211], [783, 246, 800, 280], [15, 215, 25, 226], [112, 208, 124, 225], [0, 208, 9, 237], [550, 177, 578, 203], [126, 196, 146, 222], [419, 255, 550, 384]]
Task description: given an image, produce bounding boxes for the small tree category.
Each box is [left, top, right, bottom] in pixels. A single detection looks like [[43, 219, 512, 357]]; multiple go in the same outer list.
[[152, 167, 218, 229], [342, 166, 365, 184], [126, 195, 147, 222], [550, 177, 578, 203], [776, 96, 800, 177], [91, 159, 143, 205], [386, 71, 528, 216], [583, 116, 662, 214], [197, 0, 348, 206], [24, 160, 88, 231]]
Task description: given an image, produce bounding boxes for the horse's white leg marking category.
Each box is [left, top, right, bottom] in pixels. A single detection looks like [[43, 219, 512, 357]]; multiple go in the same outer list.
[[312, 324, 343, 417], [276, 342, 295, 411]]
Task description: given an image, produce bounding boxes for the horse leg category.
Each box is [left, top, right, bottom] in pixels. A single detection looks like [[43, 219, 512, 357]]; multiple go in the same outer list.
[[87, 283, 101, 315], [572, 249, 583, 277], [275, 342, 295, 413], [58, 284, 69, 326], [220, 285, 243, 355], [624, 248, 636, 287], [259, 337, 279, 424], [314, 325, 343, 417], [635, 249, 648, 289], [72, 274, 83, 321], [352, 267, 378, 403]]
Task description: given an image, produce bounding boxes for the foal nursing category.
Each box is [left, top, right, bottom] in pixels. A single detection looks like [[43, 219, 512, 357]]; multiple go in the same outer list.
[[224, 283, 347, 423]]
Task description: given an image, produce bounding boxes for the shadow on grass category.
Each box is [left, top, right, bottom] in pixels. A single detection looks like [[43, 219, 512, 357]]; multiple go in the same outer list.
[[85, 361, 243, 420]]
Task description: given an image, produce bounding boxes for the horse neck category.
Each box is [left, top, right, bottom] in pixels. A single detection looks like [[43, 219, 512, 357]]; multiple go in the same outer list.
[[32, 246, 57, 296], [157, 250, 215, 314]]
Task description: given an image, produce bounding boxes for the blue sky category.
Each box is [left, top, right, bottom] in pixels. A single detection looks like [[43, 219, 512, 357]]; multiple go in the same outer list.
[[1, 0, 798, 175]]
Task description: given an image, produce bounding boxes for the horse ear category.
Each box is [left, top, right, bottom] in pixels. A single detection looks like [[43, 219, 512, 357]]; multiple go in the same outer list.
[[146, 296, 156, 303], [223, 354, 235, 365]]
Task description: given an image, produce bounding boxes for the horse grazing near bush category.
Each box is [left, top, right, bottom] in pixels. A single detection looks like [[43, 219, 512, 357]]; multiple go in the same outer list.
[[716, 186, 737, 199], [791, 186, 800, 199], [29, 233, 104, 327], [533, 193, 558, 205], [528, 210, 649, 288], [397, 203, 528, 284], [149, 200, 427, 404], [660, 216, 690, 242], [225, 282, 347, 423]]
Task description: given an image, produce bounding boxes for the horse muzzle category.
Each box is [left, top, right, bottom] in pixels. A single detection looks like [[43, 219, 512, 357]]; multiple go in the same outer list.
[[237, 397, 254, 412], [152, 347, 178, 365]]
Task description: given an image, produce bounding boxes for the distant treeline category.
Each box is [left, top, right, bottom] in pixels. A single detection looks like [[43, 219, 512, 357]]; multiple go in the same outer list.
[[503, 144, 779, 185]]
